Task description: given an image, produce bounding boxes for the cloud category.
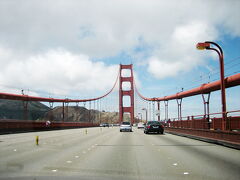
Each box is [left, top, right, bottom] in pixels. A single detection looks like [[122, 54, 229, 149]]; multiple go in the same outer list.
[[147, 21, 219, 79], [0, 47, 118, 97], [148, 57, 185, 79], [0, 0, 239, 85]]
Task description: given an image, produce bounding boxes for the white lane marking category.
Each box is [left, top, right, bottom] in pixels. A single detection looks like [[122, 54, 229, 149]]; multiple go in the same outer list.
[[66, 160, 72, 163], [13, 149, 17, 152], [92, 145, 95, 148], [52, 169, 58, 172], [173, 163, 178, 166], [75, 156, 79, 158], [183, 172, 189, 175], [95, 144, 98, 146], [88, 148, 91, 151], [82, 151, 86, 154]]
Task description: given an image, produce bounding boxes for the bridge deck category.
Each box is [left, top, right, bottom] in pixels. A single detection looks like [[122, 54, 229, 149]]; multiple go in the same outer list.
[[0, 127, 239, 180]]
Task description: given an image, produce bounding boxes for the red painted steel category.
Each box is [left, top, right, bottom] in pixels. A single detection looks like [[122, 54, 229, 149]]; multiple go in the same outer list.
[[165, 127, 240, 145], [0, 119, 99, 131], [211, 117, 240, 130], [164, 101, 169, 121], [135, 73, 240, 101], [122, 91, 131, 96], [201, 93, 211, 129], [203, 41, 227, 130], [168, 115, 240, 131], [119, 64, 134, 124]]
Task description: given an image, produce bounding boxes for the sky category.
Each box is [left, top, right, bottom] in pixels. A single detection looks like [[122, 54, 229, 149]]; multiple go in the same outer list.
[[0, 0, 240, 118]]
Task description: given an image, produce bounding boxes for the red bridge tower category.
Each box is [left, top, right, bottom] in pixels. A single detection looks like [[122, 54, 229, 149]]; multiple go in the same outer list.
[[119, 64, 134, 124]]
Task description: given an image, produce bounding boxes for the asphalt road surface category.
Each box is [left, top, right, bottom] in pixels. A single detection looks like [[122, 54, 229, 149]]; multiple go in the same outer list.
[[0, 127, 239, 180]]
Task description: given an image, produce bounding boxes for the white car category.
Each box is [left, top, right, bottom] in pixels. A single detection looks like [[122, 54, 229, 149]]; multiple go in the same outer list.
[[137, 122, 145, 129], [120, 122, 132, 132]]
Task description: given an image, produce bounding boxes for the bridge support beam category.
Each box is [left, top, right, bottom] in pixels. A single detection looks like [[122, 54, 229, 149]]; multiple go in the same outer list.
[[119, 64, 134, 124], [22, 101, 28, 120], [49, 102, 54, 121], [88, 101, 91, 123], [176, 99, 182, 126], [164, 101, 168, 121], [202, 93, 211, 129], [62, 102, 65, 122], [157, 101, 160, 121], [149, 101, 151, 121], [65, 102, 69, 121]]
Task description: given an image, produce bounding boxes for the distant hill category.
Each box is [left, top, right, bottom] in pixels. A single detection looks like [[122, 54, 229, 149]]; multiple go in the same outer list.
[[44, 106, 123, 124], [0, 99, 131, 123], [0, 99, 50, 120]]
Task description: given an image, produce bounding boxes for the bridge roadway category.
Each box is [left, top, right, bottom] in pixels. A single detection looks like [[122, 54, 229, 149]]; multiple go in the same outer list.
[[0, 127, 239, 180]]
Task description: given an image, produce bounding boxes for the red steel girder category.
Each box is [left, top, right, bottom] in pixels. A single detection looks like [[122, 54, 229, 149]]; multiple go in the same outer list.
[[123, 107, 132, 113], [122, 90, 132, 96], [121, 77, 133, 82], [119, 64, 134, 124], [136, 73, 240, 101], [121, 64, 133, 69]]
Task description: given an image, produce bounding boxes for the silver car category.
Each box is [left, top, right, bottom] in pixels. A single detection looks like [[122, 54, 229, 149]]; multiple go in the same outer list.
[[120, 122, 132, 132]]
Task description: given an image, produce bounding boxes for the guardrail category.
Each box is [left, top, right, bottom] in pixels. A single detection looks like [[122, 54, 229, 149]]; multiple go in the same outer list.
[[166, 110, 240, 131], [165, 127, 240, 149], [164, 110, 240, 149], [0, 119, 99, 133]]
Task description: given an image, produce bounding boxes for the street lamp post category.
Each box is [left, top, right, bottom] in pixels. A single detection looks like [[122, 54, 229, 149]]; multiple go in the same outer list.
[[138, 113, 142, 122], [196, 41, 227, 130], [142, 108, 148, 123], [136, 115, 139, 123]]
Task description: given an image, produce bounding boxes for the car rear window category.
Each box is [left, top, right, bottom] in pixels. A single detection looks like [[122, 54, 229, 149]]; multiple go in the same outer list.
[[147, 121, 161, 125], [122, 122, 130, 125]]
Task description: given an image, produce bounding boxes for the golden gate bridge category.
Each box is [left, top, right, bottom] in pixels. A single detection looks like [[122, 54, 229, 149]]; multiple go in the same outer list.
[[0, 61, 240, 148]]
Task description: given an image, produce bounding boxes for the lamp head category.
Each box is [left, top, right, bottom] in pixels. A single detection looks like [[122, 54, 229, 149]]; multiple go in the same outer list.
[[196, 42, 210, 50]]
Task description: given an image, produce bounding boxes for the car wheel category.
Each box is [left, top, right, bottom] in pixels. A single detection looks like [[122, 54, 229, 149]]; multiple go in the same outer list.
[[120, 130, 122, 132], [145, 131, 148, 134]]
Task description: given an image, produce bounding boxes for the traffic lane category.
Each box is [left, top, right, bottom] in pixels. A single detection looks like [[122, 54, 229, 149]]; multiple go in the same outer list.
[[0, 127, 240, 180], [0, 127, 116, 177], [138, 129, 240, 180], [132, 128, 202, 180], [50, 127, 199, 180], [50, 128, 159, 179], [154, 133, 240, 167], [0, 127, 112, 158], [49, 129, 142, 178], [0, 127, 108, 147], [39, 128, 118, 175], [29, 128, 239, 180]]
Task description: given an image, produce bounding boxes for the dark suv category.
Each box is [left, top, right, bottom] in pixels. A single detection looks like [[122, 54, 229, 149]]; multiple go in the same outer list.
[[144, 121, 164, 134]]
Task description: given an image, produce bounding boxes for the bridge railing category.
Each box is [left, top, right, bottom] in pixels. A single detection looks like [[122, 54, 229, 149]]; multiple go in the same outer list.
[[166, 110, 240, 131], [0, 119, 99, 133]]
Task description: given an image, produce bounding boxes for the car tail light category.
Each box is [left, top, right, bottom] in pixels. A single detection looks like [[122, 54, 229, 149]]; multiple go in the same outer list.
[[147, 125, 151, 128], [160, 125, 164, 128]]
